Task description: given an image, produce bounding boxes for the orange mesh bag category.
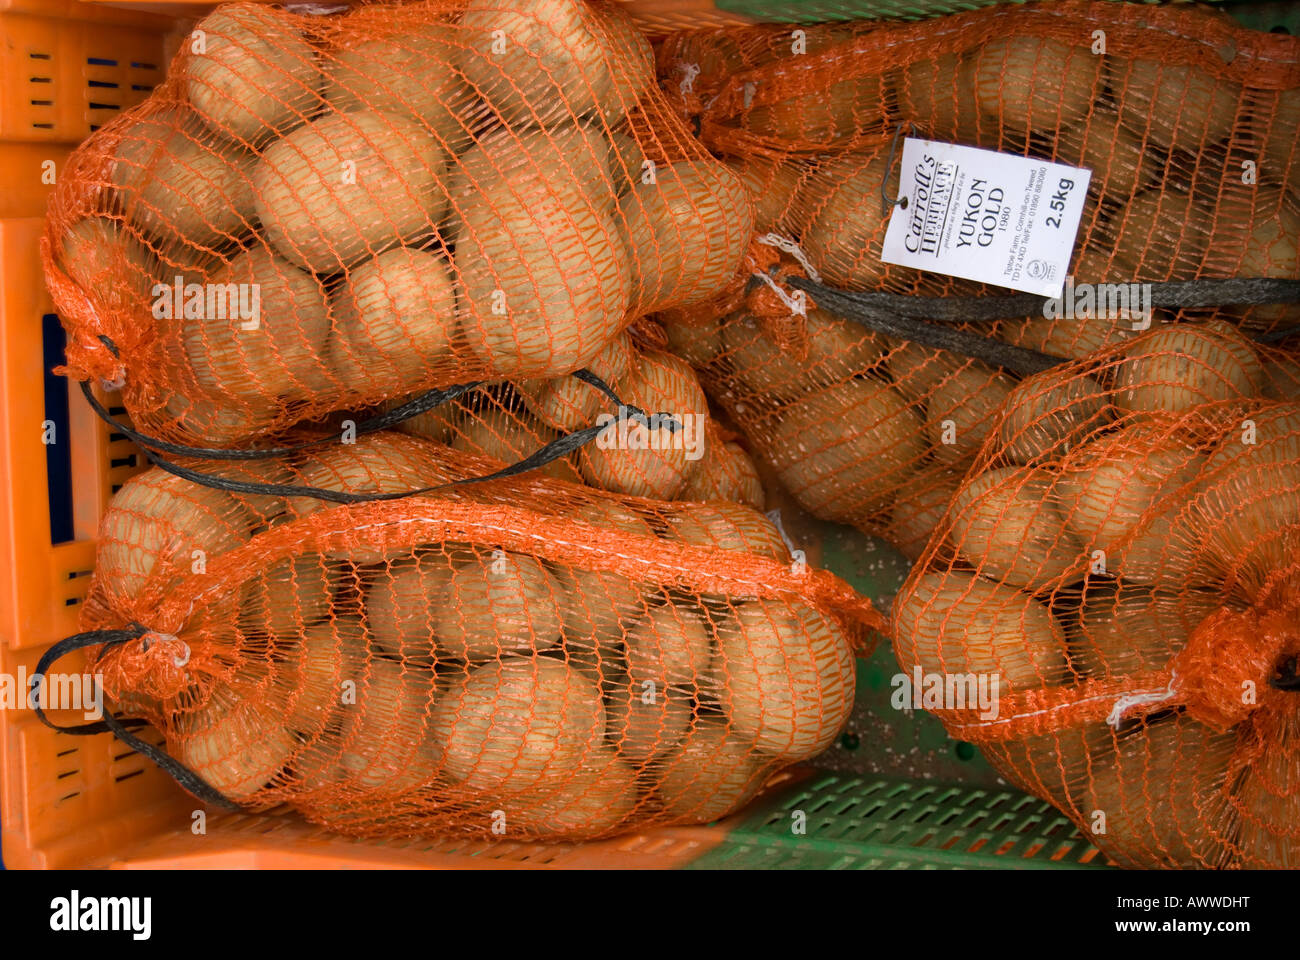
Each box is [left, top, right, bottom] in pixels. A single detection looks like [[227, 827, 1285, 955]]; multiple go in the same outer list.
[[339, 341, 761, 504], [650, 2, 1298, 556], [890, 320, 1300, 868], [47, 430, 878, 840], [42, 0, 754, 449]]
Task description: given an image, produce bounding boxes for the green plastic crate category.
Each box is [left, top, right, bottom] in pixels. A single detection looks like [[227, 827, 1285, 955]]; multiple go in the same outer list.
[[688, 771, 1110, 869], [712, 0, 1295, 35]]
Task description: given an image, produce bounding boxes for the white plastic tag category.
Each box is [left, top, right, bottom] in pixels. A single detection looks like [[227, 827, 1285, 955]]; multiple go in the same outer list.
[[879, 137, 1092, 298]]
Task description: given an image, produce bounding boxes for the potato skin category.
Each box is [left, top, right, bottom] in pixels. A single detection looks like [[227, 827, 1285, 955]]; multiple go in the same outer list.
[[253, 111, 448, 273], [186, 3, 323, 145]]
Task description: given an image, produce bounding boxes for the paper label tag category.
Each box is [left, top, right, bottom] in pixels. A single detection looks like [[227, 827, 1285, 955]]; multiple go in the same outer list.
[[879, 138, 1092, 298]]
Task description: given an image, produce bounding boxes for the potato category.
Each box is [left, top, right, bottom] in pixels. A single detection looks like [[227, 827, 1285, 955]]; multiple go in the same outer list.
[[162, 391, 278, 446], [430, 552, 566, 661], [450, 399, 582, 483], [179, 247, 334, 402], [1069, 587, 1225, 678], [294, 434, 452, 562], [660, 309, 726, 367], [186, 2, 322, 144], [607, 130, 649, 195], [451, 123, 621, 215], [998, 308, 1141, 363], [883, 337, 973, 403], [990, 725, 1095, 814], [1204, 188, 1300, 331], [387, 393, 459, 444], [722, 307, 882, 402], [605, 677, 693, 763], [1111, 57, 1240, 153], [431, 657, 605, 794], [998, 369, 1110, 463], [1082, 715, 1236, 868], [111, 107, 257, 247], [254, 111, 448, 273], [886, 471, 961, 561], [598, 3, 657, 115], [724, 155, 804, 234], [1055, 104, 1157, 203], [1065, 244, 1132, 287], [555, 498, 655, 648], [1056, 423, 1205, 578], [515, 333, 633, 433], [768, 378, 925, 525], [455, 176, 630, 379], [335, 657, 441, 794], [1259, 86, 1299, 192], [97, 468, 250, 605], [513, 748, 639, 835], [1236, 708, 1300, 867], [624, 602, 714, 691], [1114, 320, 1263, 416], [175, 691, 296, 800], [1263, 354, 1300, 400], [617, 160, 753, 312], [579, 351, 709, 499], [894, 53, 982, 145], [925, 363, 1017, 464], [329, 246, 457, 399], [457, 0, 652, 125], [1102, 188, 1214, 279], [276, 616, 367, 735], [61, 217, 158, 305], [892, 570, 1068, 691], [949, 465, 1084, 589], [240, 555, 337, 640], [665, 502, 787, 562], [364, 558, 457, 663], [680, 429, 765, 509], [323, 20, 478, 151], [798, 150, 893, 290], [657, 718, 768, 822], [716, 598, 854, 761], [748, 73, 885, 145], [195, 457, 299, 523], [967, 36, 1101, 137], [1187, 405, 1300, 597]]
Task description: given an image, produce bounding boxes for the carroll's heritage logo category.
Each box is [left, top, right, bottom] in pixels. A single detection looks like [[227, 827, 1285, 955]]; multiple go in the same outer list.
[[903, 153, 958, 257], [49, 891, 151, 940], [152, 276, 261, 329], [595, 407, 707, 462]]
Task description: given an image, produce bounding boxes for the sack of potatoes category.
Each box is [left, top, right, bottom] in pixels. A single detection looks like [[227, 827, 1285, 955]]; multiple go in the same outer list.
[[659, 2, 1296, 335], [889, 327, 1300, 868], [43, 0, 754, 449], [85, 428, 876, 839], [360, 338, 764, 505], [650, 1, 1298, 563]]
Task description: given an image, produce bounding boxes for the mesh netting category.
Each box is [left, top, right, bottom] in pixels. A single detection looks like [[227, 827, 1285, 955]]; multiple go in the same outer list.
[[82, 430, 878, 840], [889, 325, 1299, 868], [650, 1, 1298, 558], [43, 0, 754, 449]]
